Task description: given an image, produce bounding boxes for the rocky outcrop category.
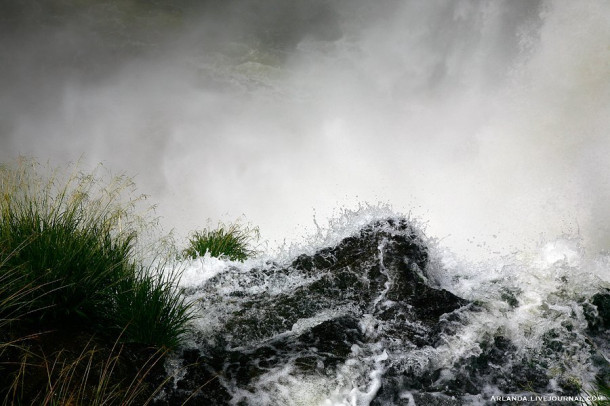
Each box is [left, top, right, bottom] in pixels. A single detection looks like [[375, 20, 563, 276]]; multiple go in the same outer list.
[[152, 218, 470, 404], [151, 218, 610, 405]]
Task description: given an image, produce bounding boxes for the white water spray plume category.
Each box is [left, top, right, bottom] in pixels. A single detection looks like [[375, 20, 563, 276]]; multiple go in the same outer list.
[[1, 0, 609, 258]]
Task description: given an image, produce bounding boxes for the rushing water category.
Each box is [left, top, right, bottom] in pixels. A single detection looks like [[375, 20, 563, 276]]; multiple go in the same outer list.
[[169, 206, 609, 405], [1, 2, 609, 404]]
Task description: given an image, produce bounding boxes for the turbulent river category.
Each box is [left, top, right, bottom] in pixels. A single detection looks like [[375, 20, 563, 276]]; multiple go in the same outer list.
[[159, 207, 609, 405], [1, 1, 610, 404]]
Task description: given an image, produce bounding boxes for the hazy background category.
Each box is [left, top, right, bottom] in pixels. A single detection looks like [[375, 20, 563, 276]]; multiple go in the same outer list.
[[1, 0, 609, 258]]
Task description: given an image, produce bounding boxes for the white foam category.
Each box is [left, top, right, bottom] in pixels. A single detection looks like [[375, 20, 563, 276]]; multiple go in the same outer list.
[[178, 252, 229, 288]]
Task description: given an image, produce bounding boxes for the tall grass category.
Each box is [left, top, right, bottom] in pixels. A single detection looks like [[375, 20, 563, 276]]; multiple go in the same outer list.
[[183, 222, 259, 261], [2, 335, 170, 406], [0, 157, 196, 404], [0, 158, 194, 347], [112, 266, 193, 349], [0, 256, 38, 330], [1, 159, 137, 324]]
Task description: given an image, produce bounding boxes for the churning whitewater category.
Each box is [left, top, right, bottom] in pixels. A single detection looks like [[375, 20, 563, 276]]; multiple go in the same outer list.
[[1, 0, 610, 404], [156, 206, 609, 405]]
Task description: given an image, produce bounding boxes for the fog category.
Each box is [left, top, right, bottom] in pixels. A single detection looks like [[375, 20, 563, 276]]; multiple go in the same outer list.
[[1, 0, 609, 258]]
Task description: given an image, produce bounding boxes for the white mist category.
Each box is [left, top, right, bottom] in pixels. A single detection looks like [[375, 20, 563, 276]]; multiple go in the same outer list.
[[1, 0, 609, 260]]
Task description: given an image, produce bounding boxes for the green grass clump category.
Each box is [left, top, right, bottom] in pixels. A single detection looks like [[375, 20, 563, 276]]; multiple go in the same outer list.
[[112, 266, 193, 350], [0, 158, 197, 405], [0, 158, 193, 348], [183, 223, 259, 261]]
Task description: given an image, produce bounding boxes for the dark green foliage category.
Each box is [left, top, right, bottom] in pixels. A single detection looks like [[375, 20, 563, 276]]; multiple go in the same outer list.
[[0, 159, 193, 349], [0, 159, 197, 405], [112, 267, 194, 350], [1, 207, 136, 324], [183, 223, 259, 261]]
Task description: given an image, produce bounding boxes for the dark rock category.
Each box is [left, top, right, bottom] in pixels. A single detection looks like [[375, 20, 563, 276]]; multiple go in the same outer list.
[[439, 347, 550, 397], [152, 219, 610, 405], [150, 218, 610, 405], [152, 348, 231, 406], [154, 218, 473, 404], [148, 217, 610, 404], [582, 288, 610, 398], [411, 392, 466, 405], [585, 288, 610, 331], [500, 287, 521, 308]]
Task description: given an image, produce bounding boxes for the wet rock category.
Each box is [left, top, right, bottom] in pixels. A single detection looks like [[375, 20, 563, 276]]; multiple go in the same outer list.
[[150, 219, 610, 404], [155, 218, 471, 404], [585, 288, 610, 331], [152, 348, 231, 406], [582, 288, 610, 394]]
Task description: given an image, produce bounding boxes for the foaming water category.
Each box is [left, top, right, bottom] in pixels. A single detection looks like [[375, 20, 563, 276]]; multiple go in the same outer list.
[[171, 206, 609, 405], [2, 2, 609, 403], [435, 239, 606, 370]]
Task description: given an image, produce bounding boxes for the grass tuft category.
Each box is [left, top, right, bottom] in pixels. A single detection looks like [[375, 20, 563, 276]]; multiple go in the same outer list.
[[1, 159, 140, 326], [0, 159, 194, 405], [112, 265, 194, 350], [0, 157, 197, 404], [0, 158, 193, 347], [183, 222, 259, 261]]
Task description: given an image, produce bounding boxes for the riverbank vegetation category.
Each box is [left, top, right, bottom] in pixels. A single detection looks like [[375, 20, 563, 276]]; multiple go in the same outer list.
[[0, 158, 193, 404], [183, 222, 259, 262]]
